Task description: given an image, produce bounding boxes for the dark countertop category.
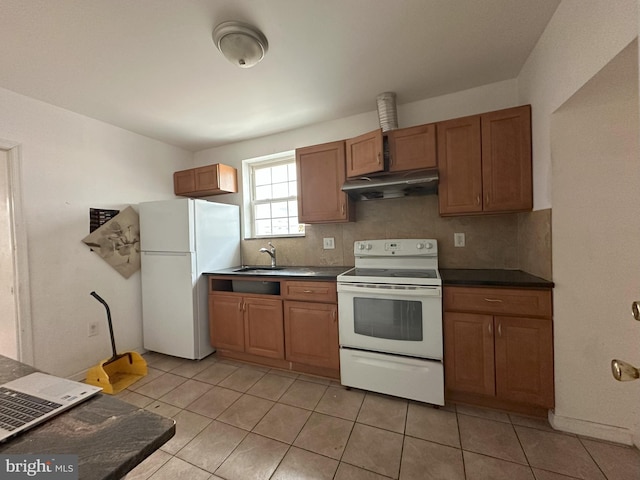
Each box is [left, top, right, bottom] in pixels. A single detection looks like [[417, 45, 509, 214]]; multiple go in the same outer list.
[[440, 268, 554, 288], [0, 355, 175, 480], [207, 265, 352, 280]]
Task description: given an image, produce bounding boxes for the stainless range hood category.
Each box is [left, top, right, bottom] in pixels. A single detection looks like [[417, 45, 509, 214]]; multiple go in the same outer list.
[[341, 169, 439, 201]]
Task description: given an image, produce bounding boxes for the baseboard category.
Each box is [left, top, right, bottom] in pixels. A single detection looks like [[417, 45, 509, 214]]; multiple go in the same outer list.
[[549, 410, 635, 446]]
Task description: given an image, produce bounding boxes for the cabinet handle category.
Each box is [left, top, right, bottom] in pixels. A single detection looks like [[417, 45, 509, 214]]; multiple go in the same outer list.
[[476, 195, 481, 206], [303, 290, 313, 293], [632, 301, 640, 321], [377, 152, 381, 165], [332, 309, 337, 323], [485, 194, 490, 205], [488, 323, 492, 335], [484, 298, 503, 303], [341, 204, 345, 215], [497, 323, 502, 337]]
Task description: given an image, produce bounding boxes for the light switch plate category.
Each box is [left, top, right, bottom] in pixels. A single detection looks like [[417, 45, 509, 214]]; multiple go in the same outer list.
[[323, 237, 335, 249], [454, 233, 465, 247]]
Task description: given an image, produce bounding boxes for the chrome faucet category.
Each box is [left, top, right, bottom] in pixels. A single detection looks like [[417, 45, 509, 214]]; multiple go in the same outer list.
[[259, 242, 277, 267]]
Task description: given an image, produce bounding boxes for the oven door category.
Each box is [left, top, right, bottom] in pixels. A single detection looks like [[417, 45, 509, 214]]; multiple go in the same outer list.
[[337, 282, 442, 359]]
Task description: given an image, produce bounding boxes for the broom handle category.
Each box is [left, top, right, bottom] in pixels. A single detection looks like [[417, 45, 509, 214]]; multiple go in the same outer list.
[[90, 291, 119, 360]]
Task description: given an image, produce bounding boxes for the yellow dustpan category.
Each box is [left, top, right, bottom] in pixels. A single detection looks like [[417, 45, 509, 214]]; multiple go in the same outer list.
[[86, 291, 147, 394]]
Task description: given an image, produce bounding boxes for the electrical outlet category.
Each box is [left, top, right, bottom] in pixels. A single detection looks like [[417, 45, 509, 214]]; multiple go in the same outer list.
[[88, 321, 99, 337], [323, 237, 335, 249], [454, 232, 466, 247]]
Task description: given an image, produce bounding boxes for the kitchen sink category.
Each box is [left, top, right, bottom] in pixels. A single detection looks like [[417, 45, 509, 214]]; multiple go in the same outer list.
[[233, 266, 284, 272]]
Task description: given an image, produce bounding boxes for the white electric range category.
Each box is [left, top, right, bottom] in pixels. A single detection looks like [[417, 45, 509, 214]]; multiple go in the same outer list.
[[337, 239, 444, 405]]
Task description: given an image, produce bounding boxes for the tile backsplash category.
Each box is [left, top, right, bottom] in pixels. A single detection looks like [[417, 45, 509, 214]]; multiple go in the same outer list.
[[242, 196, 552, 280]]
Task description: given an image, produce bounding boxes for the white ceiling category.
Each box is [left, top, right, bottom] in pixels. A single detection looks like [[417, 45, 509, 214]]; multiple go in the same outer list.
[[0, 0, 560, 152]]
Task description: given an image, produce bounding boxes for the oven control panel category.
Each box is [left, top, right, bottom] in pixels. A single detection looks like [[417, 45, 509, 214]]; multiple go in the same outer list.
[[354, 239, 437, 256]]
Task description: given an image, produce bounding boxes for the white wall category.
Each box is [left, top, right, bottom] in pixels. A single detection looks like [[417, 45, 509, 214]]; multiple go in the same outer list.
[[550, 41, 640, 445], [0, 86, 192, 378], [518, 0, 640, 445], [518, 0, 638, 210]]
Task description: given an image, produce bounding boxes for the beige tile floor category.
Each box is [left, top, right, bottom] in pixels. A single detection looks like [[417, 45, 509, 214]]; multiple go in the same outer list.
[[119, 352, 640, 480]]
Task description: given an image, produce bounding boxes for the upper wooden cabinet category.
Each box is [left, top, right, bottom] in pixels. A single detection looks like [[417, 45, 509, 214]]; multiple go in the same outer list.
[[387, 123, 437, 172], [296, 140, 354, 224], [437, 105, 532, 216], [345, 129, 384, 177], [174, 163, 238, 197], [345, 124, 437, 178]]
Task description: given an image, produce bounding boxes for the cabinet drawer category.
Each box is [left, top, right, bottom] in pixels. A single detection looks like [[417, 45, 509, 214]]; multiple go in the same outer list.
[[444, 286, 552, 318], [283, 281, 337, 303]]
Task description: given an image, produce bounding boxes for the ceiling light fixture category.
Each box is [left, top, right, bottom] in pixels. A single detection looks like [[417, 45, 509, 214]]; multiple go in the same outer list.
[[212, 21, 268, 68]]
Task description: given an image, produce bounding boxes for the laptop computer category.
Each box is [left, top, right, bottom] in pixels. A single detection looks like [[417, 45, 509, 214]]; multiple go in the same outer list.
[[0, 372, 102, 442]]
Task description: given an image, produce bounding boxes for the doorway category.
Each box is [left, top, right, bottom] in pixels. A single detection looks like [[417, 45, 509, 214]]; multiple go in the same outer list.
[[550, 40, 640, 446], [0, 141, 33, 364], [0, 149, 17, 358]]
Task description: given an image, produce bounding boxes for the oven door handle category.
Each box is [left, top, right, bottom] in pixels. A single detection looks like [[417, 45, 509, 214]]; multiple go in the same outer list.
[[337, 283, 441, 297]]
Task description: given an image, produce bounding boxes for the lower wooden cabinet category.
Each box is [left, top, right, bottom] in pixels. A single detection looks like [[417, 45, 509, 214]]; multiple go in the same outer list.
[[284, 300, 339, 370], [443, 286, 554, 413], [209, 293, 284, 360], [208, 278, 339, 378]]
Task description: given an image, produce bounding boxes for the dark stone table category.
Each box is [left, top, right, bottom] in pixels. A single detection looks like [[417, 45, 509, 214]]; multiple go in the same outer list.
[[0, 355, 175, 480]]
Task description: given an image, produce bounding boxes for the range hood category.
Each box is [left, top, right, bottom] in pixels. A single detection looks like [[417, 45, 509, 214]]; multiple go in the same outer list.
[[341, 169, 439, 201]]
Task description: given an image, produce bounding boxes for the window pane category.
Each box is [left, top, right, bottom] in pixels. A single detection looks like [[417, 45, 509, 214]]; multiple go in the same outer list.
[[255, 185, 272, 200], [272, 182, 289, 199], [272, 218, 288, 234], [272, 201, 288, 218], [288, 163, 297, 180], [254, 168, 271, 186], [289, 217, 301, 233], [255, 219, 272, 236], [255, 204, 270, 219], [288, 200, 297, 214], [288, 181, 297, 196], [272, 164, 288, 183]]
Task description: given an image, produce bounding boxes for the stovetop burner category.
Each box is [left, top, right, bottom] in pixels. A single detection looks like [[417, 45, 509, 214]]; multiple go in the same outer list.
[[346, 268, 438, 279]]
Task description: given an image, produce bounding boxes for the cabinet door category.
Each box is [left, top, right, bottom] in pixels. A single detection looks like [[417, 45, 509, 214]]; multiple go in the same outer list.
[[174, 169, 196, 195], [296, 141, 353, 223], [444, 312, 495, 396], [208, 294, 244, 352], [244, 297, 285, 359], [284, 301, 339, 370], [388, 123, 437, 172], [437, 115, 483, 215], [494, 316, 554, 407], [345, 129, 384, 177], [481, 105, 532, 213]]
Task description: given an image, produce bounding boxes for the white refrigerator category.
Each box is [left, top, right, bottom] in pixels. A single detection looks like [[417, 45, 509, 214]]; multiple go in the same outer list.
[[139, 198, 241, 359]]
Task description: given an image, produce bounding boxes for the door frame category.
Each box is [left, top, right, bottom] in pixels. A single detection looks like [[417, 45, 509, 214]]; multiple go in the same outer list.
[[0, 137, 33, 364]]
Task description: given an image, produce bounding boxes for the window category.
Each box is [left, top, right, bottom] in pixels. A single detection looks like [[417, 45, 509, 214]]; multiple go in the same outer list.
[[244, 153, 305, 238]]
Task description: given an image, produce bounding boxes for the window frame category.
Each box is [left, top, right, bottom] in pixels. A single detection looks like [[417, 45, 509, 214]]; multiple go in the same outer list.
[[242, 151, 305, 239]]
